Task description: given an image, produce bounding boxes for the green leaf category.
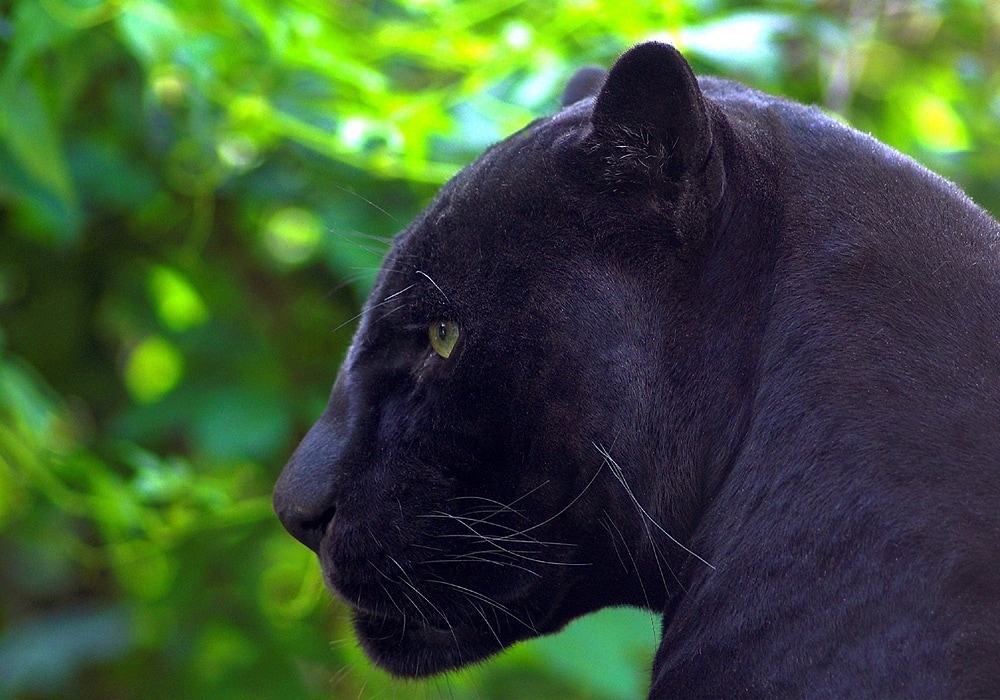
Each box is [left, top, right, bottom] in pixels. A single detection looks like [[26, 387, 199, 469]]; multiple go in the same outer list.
[[531, 607, 658, 699], [0, 76, 81, 242], [115, 0, 184, 67], [911, 92, 970, 152], [0, 604, 133, 697], [124, 336, 185, 404]]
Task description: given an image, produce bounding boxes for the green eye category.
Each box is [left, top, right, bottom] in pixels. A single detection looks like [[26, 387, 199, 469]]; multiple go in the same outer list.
[[429, 321, 460, 359]]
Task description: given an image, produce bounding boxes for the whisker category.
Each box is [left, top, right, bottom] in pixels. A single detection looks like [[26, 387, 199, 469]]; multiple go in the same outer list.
[[373, 302, 408, 326], [331, 310, 368, 335], [334, 184, 400, 225], [468, 598, 505, 648], [432, 528, 586, 567], [379, 581, 407, 619], [595, 443, 715, 570], [331, 283, 416, 333], [421, 553, 542, 577], [447, 481, 551, 519], [602, 512, 659, 640], [435, 530, 570, 549], [382, 282, 417, 302], [388, 556, 457, 638], [324, 272, 379, 299], [428, 578, 538, 634], [513, 461, 605, 537], [416, 270, 449, 303], [331, 238, 388, 258], [419, 511, 535, 535], [443, 543, 587, 568], [427, 510, 578, 550], [334, 227, 396, 247]]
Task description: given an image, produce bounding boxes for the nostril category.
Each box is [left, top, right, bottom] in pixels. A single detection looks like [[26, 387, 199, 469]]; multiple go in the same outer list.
[[274, 401, 346, 553], [276, 504, 334, 553]]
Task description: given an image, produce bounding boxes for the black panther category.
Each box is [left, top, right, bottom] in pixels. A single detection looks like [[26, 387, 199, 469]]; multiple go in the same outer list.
[[274, 42, 1000, 697]]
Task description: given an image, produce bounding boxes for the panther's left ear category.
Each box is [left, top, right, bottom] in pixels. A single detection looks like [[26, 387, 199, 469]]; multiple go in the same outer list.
[[561, 66, 607, 107], [591, 42, 713, 180]]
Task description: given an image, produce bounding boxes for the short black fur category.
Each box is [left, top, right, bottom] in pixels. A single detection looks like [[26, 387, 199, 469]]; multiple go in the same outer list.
[[274, 43, 1000, 697]]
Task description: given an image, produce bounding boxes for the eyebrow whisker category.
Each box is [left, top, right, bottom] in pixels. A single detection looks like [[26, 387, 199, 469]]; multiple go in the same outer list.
[[331, 283, 416, 333], [384, 283, 417, 302], [416, 270, 449, 303]]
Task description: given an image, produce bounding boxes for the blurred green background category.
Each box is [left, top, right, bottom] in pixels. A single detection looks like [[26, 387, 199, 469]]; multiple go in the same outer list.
[[1, 1, 998, 698]]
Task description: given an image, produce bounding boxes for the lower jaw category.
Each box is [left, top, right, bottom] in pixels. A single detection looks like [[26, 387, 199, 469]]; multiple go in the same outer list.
[[352, 608, 512, 678]]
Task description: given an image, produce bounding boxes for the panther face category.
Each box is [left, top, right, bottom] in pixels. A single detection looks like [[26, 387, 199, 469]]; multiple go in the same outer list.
[[274, 43, 729, 677]]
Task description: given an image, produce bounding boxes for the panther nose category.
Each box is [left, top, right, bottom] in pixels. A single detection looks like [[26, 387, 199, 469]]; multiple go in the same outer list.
[[273, 471, 333, 553], [274, 503, 331, 553], [273, 410, 343, 553]]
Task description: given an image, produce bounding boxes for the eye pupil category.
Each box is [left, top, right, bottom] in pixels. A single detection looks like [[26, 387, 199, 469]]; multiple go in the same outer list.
[[437, 323, 448, 341]]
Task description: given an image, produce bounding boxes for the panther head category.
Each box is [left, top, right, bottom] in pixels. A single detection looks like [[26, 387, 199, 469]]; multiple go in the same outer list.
[[273, 42, 761, 677]]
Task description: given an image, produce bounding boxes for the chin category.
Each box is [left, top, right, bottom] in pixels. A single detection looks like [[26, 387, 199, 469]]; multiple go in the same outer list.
[[352, 608, 513, 678]]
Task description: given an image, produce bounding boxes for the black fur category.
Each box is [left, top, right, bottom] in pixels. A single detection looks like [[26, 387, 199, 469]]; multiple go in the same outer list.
[[561, 65, 607, 107], [274, 43, 1000, 697]]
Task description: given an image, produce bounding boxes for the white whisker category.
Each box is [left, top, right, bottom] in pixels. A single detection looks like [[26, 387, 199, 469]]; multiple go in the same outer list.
[[594, 443, 715, 570], [416, 270, 449, 302], [331, 283, 416, 333]]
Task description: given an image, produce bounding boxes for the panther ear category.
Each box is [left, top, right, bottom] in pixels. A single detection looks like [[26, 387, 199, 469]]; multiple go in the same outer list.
[[591, 42, 712, 179], [561, 66, 608, 107]]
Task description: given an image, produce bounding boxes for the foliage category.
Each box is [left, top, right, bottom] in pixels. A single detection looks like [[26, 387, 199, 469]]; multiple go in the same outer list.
[[1, 0, 997, 698]]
